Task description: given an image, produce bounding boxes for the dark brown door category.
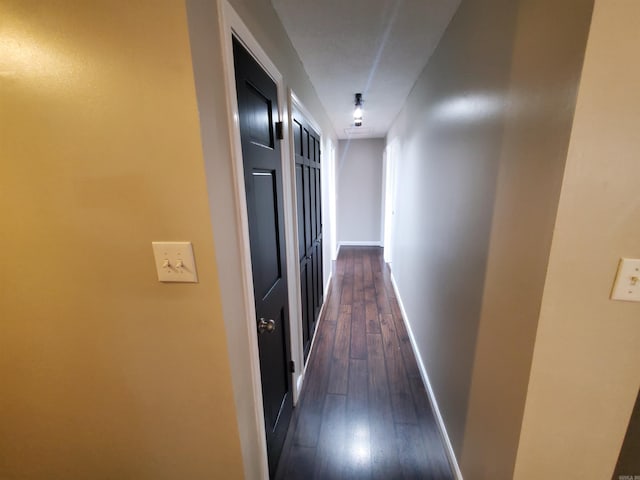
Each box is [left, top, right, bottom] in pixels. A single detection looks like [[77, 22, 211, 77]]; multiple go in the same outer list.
[[233, 37, 293, 476], [292, 108, 323, 360]]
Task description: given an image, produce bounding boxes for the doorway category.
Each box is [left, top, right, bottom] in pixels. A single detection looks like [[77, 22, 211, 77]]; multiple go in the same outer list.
[[232, 36, 293, 476], [382, 138, 398, 264], [292, 106, 324, 361]]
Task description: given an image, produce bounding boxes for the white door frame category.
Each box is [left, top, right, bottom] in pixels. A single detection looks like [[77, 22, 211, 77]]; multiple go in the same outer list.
[[327, 141, 338, 262], [217, 2, 298, 478], [382, 138, 398, 264]]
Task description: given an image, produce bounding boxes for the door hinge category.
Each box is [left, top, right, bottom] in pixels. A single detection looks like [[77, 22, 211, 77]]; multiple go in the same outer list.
[[289, 360, 295, 373], [275, 121, 284, 140]]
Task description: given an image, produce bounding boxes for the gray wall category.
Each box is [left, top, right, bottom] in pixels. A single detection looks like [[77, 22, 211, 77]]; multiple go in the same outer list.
[[337, 138, 384, 244], [386, 0, 593, 478]]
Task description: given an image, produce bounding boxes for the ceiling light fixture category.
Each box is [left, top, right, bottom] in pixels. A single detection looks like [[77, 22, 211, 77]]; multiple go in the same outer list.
[[353, 93, 363, 127]]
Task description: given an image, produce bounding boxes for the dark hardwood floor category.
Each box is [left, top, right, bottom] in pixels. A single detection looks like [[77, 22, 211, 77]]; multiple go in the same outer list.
[[275, 246, 454, 480]]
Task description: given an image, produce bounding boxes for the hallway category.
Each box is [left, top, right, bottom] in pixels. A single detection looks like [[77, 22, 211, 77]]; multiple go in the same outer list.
[[275, 247, 454, 479]]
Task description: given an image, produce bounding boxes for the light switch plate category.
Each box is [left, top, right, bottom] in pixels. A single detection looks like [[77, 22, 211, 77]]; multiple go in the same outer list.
[[611, 258, 640, 302], [152, 242, 198, 283]]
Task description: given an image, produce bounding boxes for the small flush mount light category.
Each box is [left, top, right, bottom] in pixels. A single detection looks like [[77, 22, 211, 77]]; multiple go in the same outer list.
[[353, 93, 363, 127]]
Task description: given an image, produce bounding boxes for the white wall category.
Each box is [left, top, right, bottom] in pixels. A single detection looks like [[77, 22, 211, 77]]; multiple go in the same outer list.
[[337, 138, 384, 245]]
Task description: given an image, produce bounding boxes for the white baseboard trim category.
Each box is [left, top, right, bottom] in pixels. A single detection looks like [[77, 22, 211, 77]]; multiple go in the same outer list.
[[337, 240, 383, 247], [296, 368, 306, 396], [389, 271, 464, 480]]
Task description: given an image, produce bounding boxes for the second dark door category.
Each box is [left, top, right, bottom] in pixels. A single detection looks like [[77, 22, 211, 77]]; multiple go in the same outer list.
[[292, 108, 323, 360]]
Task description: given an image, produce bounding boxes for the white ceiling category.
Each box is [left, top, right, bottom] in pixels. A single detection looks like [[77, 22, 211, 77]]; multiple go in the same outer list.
[[271, 0, 461, 139]]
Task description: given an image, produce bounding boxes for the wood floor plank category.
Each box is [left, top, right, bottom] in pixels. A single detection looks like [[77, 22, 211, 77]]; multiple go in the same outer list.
[[374, 272, 392, 315], [365, 300, 381, 335], [366, 334, 387, 405], [344, 248, 355, 275], [363, 251, 373, 284], [390, 308, 422, 379], [381, 272, 422, 380], [323, 273, 342, 324], [279, 444, 316, 479], [327, 307, 351, 394], [350, 301, 367, 359], [335, 249, 345, 275], [388, 293, 404, 324], [354, 252, 365, 303], [408, 375, 454, 479], [380, 312, 417, 424], [313, 394, 346, 480], [345, 358, 371, 479], [370, 250, 383, 273], [364, 285, 376, 303], [294, 319, 336, 447], [397, 423, 430, 480], [367, 333, 400, 479], [340, 272, 354, 305], [347, 358, 369, 411]]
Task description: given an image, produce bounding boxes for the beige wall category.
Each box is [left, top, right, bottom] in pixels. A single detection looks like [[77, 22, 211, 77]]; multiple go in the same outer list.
[[513, 1, 640, 478], [0, 1, 244, 479], [387, 0, 593, 478], [337, 139, 385, 244]]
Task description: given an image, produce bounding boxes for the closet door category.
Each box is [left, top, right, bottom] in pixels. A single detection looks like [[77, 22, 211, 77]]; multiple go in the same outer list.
[[233, 37, 292, 475], [293, 108, 322, 361]]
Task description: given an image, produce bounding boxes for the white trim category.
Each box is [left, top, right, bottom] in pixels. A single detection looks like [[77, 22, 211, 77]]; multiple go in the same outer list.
[[338, 240, 383, 247], [382, 138, 398, 264], [290, 90, 323, 136], [380, 147, 387, 247], [327, 141, 338, 262], [285, 90, 304, 405], [281, 96, 300, 407], [218, 2, 296, 478], [389, 270, 464, 480]]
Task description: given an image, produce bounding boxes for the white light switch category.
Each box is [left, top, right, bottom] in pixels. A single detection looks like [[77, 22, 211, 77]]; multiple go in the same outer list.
[[152, 242, 198, 283], [611, 258, 640, 302]]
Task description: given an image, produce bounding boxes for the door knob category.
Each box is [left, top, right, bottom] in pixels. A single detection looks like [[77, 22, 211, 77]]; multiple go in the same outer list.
[[258, 318, 276, 334]]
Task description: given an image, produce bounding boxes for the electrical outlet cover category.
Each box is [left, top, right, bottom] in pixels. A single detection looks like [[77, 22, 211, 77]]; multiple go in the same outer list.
[[611, 258, 640, 302]]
